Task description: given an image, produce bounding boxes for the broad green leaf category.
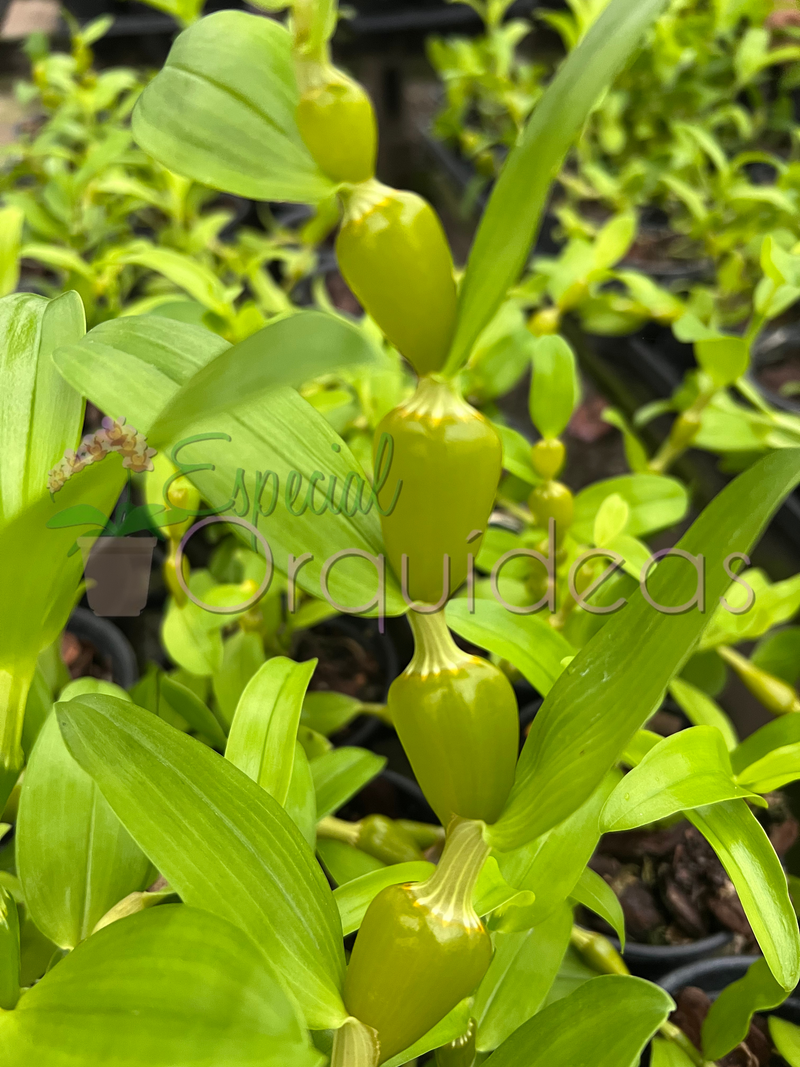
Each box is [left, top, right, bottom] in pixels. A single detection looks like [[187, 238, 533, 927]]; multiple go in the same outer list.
[[0, 205, 23, 298], [473, 857, 535, 919], [529, 336, 579, 439], [226, 657, 317, 807], [57, 695, 346, 1028], [447, 0, 669, 371], [571, 474, 688, 543], [0, 291, 84, 525], [284, 742, 317, 847], [593, 494, 629, 547], [159, 673, 227, 749], [752, 627, 800, 685], [689, 800, 800, 989], [446, 597, 573, 696], [382, 1000, 472, 1067], [496, 773, 619, 924], [147, 312, 376, 447], [316, 837, 385, 885], [0, 906, 322, 1067], [302, 691, 363, 736], [669, 677, 738, 752], [702, 957, 786, 1061], [569, 867, 625, 948], [601, 727, 760, 832], [310, 747, 387, 820], [771, 1017, 800, 1066], [650, 1037, 696, 1067], [59, 678, 132, 703], [117, 245, 234, 318], [212, 630, 266, 729], [487, 450, 800, 851], [162, 597, 224, 678], [733, 715, 800, 792], [16, 712, 150, 950], [483, 975, 673, 1067], [695, 336, 749, 390], [474, 903, 572, 1051], [333, 861, 434, 936], [132, 12, 334, 204], [53, 315, 404, 613], [0, 885, 19, 1010], [700, 569, 800, 650]]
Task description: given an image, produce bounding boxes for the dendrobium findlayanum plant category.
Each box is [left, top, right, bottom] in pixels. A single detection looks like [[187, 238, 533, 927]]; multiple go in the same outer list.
[[2, 0, 800, 1064]]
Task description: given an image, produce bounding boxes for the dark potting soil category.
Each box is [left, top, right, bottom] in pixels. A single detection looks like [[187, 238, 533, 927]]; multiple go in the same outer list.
[[756, 353, 800, 403], [585, 797, 798, 948], [60, 630, 115, 683], [670, 985, 789, 1067], [293, 623, 386, 704]]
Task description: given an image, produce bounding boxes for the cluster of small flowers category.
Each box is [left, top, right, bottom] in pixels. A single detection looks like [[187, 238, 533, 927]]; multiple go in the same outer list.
[[47, 417, 157, 495]]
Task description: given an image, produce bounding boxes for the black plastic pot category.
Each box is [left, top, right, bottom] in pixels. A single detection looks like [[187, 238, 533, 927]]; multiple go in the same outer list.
[[608, 931, 734, 982], [750, 323, 800, 415], [66, 606, 139, 690], [659, 954, 800, 1023]]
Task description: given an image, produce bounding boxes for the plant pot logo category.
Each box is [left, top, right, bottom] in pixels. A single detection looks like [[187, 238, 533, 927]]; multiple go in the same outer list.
[[46, 418, 189, 618]]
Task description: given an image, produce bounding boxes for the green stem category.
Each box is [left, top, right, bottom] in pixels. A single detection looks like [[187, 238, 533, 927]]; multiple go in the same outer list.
[[331, 1017, 380, 1067], [413, 817, 489, 923], [316, 816, 360, 846], [407, 609, 472, 676], [0, 668, 31, 811]]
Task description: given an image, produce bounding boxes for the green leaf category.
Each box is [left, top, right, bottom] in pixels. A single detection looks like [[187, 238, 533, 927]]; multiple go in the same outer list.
[[752, 627, 800, 686], [601, 727, 760, 832], [446, 597, 573, 696], [733, 715, 800, 793], [571, 474, 688, 543], [702, 957, 786, 1061], [668, 677, 738, 752], [147, 312, 375, 447], [225, 657, 317, 807], [487, 449, 800, 851], [482, 975, 673, 1067], [316, 838, 385, 885], [0, 292, 85, 525], [770, 1017, 800, 1066], [0, 205, 23, 298], [159, 673, 228, 749], [689, 800, 800, 990], [302, 691, 363, 736], [496, 773, 620, 925], [53, 315, 404, 614], [285, 741, 317, 847], [57, 695, 347, 1028], [212, 630, 266, 729], [132, 12, 334, 204], [16, 712, 150, 950], [0, 885, 20, 1010], [570, 867, 625, 948], [117, 245, 235, 319], [650, 1036, 696, 1067], [333, 861, 435, 936], [473, 903, 572, 1051], [529, 336, 579, 439], [0, 906, 322, 1067], [162, 596, 224, 678], [446, 0, 669, 371], [695, 336, 749, 390], [310, 747, 387, 820]]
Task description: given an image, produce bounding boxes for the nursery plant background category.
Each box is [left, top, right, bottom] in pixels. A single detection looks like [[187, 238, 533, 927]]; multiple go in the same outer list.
[[4, 0, 800, 1064]]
